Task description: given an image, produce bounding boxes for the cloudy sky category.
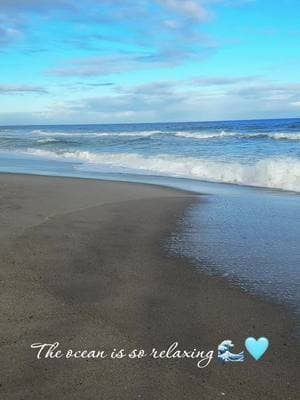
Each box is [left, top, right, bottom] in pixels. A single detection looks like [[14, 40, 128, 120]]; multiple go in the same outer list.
[[0, 0, 300, 125]]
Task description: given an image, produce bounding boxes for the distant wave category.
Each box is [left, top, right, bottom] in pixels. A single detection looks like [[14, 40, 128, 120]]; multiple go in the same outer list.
[[270, 132, 300, 140], [31, 129, 47, 135], [23, 129, 300, 141], [31, 130, 97, 137], [175, 131, 300, 141], [94, 131, 160, 138], [23, 149, 300, 192], [175, 131, 236, 139], [30, 130, 161, 138], [37, 137, 59, 144]]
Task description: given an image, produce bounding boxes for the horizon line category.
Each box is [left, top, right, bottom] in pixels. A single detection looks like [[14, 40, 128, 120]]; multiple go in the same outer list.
[[1, 116, 299, 128]]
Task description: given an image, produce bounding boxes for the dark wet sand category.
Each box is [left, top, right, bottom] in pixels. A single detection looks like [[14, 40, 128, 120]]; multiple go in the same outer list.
[[0, 173, 299, 400]]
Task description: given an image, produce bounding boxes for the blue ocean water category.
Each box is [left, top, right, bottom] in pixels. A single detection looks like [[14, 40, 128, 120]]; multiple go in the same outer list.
[[0, 118, 300, 191], [0, 119, 299, 314]]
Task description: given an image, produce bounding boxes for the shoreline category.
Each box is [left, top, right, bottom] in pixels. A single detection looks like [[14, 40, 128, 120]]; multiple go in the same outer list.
[[1, 173, 299, 399], [1, 164, 300, 196], [0, 170, 201, 195]]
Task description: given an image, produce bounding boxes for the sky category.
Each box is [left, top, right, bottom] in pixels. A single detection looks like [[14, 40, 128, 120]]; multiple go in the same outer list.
[[0, 0, 300, 125]]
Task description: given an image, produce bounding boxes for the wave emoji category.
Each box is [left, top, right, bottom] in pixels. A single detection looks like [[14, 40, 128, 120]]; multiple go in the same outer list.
[[217, 340, 245, 363]]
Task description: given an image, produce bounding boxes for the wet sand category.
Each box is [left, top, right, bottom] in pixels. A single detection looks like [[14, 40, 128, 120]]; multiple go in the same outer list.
[[0, 173, 299, 399]]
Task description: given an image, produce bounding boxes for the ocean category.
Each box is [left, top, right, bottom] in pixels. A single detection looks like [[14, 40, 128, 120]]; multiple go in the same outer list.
[[0, 118, 299, 191], [0, 118, 299, 315]]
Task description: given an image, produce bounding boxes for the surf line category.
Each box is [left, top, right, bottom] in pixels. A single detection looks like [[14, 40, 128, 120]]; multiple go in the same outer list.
[[150, 341, 214, 368]]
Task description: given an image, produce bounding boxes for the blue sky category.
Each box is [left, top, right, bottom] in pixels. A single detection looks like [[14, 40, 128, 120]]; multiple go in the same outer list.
[[0, 0, 300, 124]]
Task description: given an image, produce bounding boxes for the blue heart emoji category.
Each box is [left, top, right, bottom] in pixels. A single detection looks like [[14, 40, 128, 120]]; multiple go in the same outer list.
[[245, 337, 269, 360]]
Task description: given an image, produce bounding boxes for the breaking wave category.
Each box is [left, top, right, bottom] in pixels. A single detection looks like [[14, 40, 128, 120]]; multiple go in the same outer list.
[[175, 131, 300, 140], [175, 131, 237, 139], [24, 149, 300, 192], [37, 137, 59, 144], [23, 129, 300, 141], [30, 130, 160, 138], [94, 131, 160, 137], [269, 132, 300, 140]]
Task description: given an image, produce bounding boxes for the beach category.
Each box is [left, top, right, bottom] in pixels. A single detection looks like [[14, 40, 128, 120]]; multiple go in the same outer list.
[[0, 173, 299, 400]]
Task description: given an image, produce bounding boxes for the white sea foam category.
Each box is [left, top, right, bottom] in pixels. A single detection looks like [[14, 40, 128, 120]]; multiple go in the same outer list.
[[175, 131, 237, 139], [269, 132, 300, 140], [31, 129, 46, 135], [31, 130, 91, 137], [28, 129, 300, 141], [30, 130, 161, 138], [94, 131, 160, 137], [24, 149, 300, 192], [37, 137, 59, 143], [176, 131, 300, 140]]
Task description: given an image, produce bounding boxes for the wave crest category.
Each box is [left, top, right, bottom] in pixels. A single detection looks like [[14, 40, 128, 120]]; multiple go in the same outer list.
[[37, 137, 59, 144], [30, 130, 160, 138], [176, 131, 300, 141], [24, 149, 300, 192], [25, 129, 300, 141]]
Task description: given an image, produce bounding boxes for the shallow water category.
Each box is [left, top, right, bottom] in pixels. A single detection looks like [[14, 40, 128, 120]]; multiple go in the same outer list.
[[167, 181, 300, 316]]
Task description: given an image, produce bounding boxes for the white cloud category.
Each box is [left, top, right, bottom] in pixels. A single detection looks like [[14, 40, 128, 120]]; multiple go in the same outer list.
[[0, 84, 48, 94], [39, 77, 300, 123], [0, 26, 22, 46], [156, 0, 209, 21], [291, 101, 300, 107]]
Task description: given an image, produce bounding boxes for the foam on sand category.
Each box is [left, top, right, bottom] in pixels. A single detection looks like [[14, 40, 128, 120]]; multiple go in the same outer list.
[[23, 149, 300, 192]]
